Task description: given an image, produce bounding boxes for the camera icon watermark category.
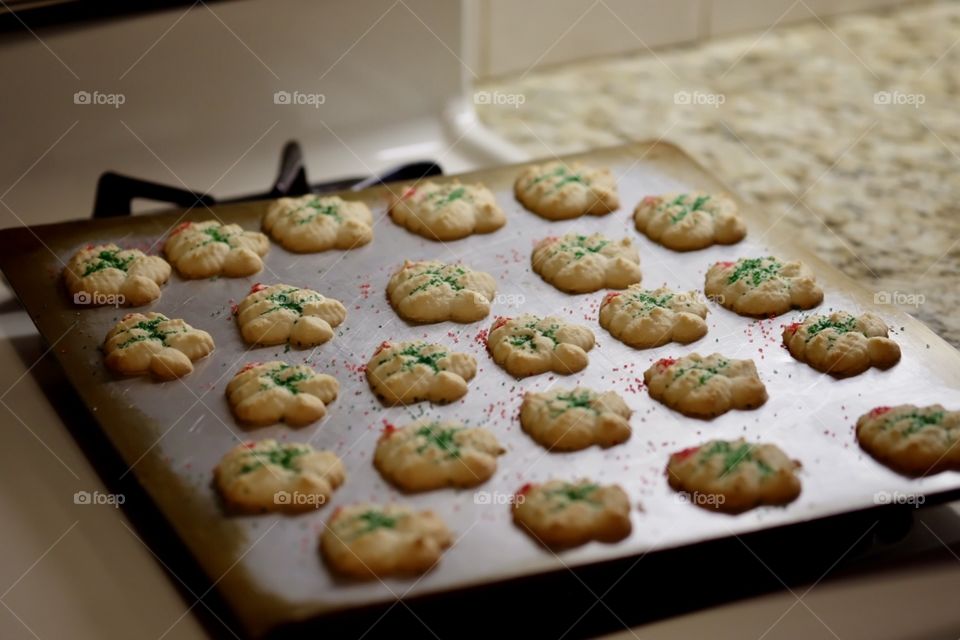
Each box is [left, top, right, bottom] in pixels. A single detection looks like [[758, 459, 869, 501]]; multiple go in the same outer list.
[[473, 90, 526, 109], [274, 490, 326, 508], [674, 90, 725, 108], [474, 490, 525, 506], [273, 90, 326, 108], [73, 291, 125, 307], [493, 293, 526, 306], [74, 490, 125, 508], [874, 290, 925, 308], [874, 490, 925, 507], [873, 90, 925, 109], [73, 90, 126, 109], [674, 491, 725, 508]]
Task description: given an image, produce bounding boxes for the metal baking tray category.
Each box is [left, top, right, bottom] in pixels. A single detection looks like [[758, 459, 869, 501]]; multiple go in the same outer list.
[[3, 141, 960, 637]]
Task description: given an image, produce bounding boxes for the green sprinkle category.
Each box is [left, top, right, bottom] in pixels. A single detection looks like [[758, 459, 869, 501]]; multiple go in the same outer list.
[[727, 258, 782, 287], [239, 445, 307, 474], [398, 344, 446, 373], [414, 423, 461, 458], [83, 250, 134, 276]]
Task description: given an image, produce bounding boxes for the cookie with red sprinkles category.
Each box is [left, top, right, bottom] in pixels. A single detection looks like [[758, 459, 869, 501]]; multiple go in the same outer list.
[[856, 404, 960, 475]]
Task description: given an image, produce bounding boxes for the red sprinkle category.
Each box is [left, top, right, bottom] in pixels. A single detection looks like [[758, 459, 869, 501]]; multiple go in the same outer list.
[[379, 422, 398, 440], [242, 441, 257, 449], [602, 291, 621, 306], [655, 357, 677, 369], [785, 322, 801, 335], [673, 446, 700, 461], [239, 362, 261, 373], [641, 195, 659, 205], [170, 221, 193, 236], [374, 341, 391, 355], [869, 406, 893, 417], [401, 186, 417, 199], [249, 282, 267, 293], [516, 483, 534, 497], [492, 316, 510, 331], [716, 261, 735, 268]]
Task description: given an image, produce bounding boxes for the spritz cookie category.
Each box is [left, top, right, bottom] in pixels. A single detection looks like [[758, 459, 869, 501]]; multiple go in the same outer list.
[[103, 312, 214, 380], [236, 283, 346, 348], [214, 439, 345, 513], [163, 220, 269, 278], [387, 260, 496, 324], [321, 504, 453, 579], [856, 405, 960, 475], [704, 256, 823, 317], [366, 340, 477, 405], [515, 161, 619, 220], [599, 286, 708, 349], [226, 361, 339, 427], [486, 315, 595, 378], [531, 233, 641, 294], [389, 180, 506, 241], [520, 387, 631, 451], [633, 192, 746, 251], [262, 194, 373, 252], [513, 480, 631, 548], [644, 353, 767, 418], [64, 243, 170, 307], [666, 440, 801, 513], [374, 419, 505, 491], [783, 311, 901, 376]]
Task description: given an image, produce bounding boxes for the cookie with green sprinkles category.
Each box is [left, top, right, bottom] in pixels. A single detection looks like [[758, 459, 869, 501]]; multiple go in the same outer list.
[[599, 285, 708, 349], [262, 194, 373, 252], [634, 192, 746, 251], [531, 232, 641, 294], [226, 361, 339, 427], [163, 220, 269, 278], [704, 256, 823, 317], [236, 282, 346, 348], [784, 311, 901, 376], [214, 439, 344, 513], [388, 180, 506, 241], [513, 479, 632, 548], [487, 314, 595, 378], [366, 340, 477, 405], [64, 243, 170, 307], [856, 404, 960, 475], [374, 419, 505, 491], [321, 504, 453, 578], [514, 161, 619, 220], [387, 260, 497, 324], [667, 439, 801, 513], [520, 387, 631, 451], [643, 353, 767, 418], [104, 312, 214, 380]]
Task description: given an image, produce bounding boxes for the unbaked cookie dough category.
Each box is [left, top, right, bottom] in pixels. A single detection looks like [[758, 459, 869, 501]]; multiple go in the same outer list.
[[486, 315, 595, 378], [520, 387, 631, 451], [103, 312, 214, 380], [226, 361, 339, 427], [262, 194, 373, 252], [513, 479, 631, 548], [235, 283, 346, 348], [856, 405, 960, 475], [387, 260, 496, 324], [667, 439, 801, 513], [321, 504, 453, 579], [388, 180, 506, 241], [633, 192, 746, 251], [783, 311, 901, 376], [531, 233, 641, 294], [599, 285, 708, 349], [163, 220, 269, 278], [644, 353, 767, 418], [214, 439, 345, 513], [374, 419, 505, 491], [704, 256, 823, 317], [514, 161, 619, 220], [365, 340, 477, 405], [64, 243, 170, 307]]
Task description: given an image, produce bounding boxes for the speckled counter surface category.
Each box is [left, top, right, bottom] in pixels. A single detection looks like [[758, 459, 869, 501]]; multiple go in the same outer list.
[[478, 0, 960, 347]]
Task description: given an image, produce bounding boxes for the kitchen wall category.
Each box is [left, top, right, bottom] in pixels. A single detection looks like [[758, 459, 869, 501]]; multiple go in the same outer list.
[[474, 0, 918, 78]]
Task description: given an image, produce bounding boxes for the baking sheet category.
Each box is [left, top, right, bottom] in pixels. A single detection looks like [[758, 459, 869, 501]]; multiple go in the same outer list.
[[3, 141, 960, 637]]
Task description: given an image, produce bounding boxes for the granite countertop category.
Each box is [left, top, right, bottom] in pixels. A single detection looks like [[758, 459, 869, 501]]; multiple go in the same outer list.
[[478, 0, 960, 347]]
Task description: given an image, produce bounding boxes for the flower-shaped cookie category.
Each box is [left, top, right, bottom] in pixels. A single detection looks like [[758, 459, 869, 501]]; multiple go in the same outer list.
[[531, 233, 641, 294], [513, 480, 631, 548], [599, 286, 708, 349], [388, 180, 506, 241], [321, 504, 453, 578], [262, 194, 373, 252], [644, 353, 767, 418], [64, 243, 170, 307], [856, 405, 960, 475], [486, 315, 595, 378], [387, 260, 496, 324], [226, 361, 339, 427], [520, 387, 631, 451], [103, 312, 214, 380], [163, 220, 269, 278], [235, 283, 346, 348], [704, 256, 823, 317], [633, 192, 746, 251], [374, 419, 505, 491], [783, 311, 901, 376], [366, 340, 477, 405], [667, 440, 801, 513], [214, 439, 345, 513], [514, 161, 619, 220]]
